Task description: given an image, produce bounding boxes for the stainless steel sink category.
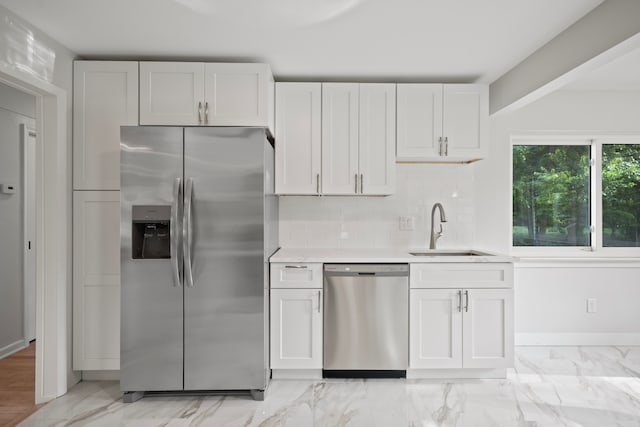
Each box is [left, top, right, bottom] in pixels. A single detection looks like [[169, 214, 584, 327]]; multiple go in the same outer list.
[[409, 250, 492, 257]]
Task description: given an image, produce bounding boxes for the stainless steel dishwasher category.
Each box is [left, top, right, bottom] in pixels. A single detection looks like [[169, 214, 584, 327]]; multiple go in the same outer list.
[[323, 264, 409, 378]]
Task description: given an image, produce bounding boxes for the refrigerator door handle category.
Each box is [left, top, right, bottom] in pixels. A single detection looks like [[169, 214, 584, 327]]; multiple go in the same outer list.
[[171, 177, 182, 287], [184, 177, 195, 287]]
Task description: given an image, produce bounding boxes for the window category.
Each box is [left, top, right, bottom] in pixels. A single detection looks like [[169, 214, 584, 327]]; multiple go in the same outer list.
[[602, 144, 640, 247], [512, 138, 640, 251]]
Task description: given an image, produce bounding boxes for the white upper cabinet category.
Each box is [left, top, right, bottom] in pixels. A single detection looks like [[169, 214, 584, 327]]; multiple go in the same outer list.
[[442, 84, 488, 160], [140, 62, 274, 132], [204, 63, 274, 130], [396, 84, 443, 160], [321, 83, 360, 195], [275, 83, 322, 195], [321, 83, 396, 195], [140, 62, 204, 126], [358, 84, 396, 195], [73, 61, 138, 190], [396, 84, 488, 162]]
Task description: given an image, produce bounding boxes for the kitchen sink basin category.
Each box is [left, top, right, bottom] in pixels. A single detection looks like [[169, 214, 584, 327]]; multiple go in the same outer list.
[[409, 250, 492, 257]]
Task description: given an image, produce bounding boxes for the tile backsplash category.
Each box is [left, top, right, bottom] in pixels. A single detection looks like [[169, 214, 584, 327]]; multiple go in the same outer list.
[[279, 163, 475, 249]]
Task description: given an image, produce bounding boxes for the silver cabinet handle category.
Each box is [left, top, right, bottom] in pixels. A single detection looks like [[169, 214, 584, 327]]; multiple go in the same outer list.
[[354, 173, 358, 194], [198, 102, 202, 124], [438, 137, 443, 156], [444, 137, 448, 156], [284, 265, 307, 269], [171, 177, 182, 287], [184, 177, 195, 287], [464, 290, 469, 312], [360, 174, 363, 194], [205, 101, 209, 124], [316, 173, 320, 194], [457, 290, 462, 312], [317, 290, 321, 313]]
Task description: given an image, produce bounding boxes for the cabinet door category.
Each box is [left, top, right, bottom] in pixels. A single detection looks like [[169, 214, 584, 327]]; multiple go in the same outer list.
[[275, 83, 322, 194], [73, 191, 121, 370], [139, 62, 204, 125], [204, 63, 273, 129], [396, 84, 443, 160], [463, 289, 514, 369], [270, 289, 323, 369], [358, 84, 396, 195], [410, 289, 462, 368], [442, 84, 488, 160], [73, 61, 138, 190], [321, 83, 359, 195]]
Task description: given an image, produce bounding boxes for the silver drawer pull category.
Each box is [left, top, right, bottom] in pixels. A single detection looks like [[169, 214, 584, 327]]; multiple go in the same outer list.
[[284, 265, 308, 269]]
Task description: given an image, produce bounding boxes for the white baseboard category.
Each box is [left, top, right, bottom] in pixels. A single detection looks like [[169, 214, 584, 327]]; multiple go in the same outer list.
[[271, 369, 323, 380], [407, 368, 507, 380], [516, 333, 640, 346], [82, 370, 120, 381], [0, 339, 27, 360]]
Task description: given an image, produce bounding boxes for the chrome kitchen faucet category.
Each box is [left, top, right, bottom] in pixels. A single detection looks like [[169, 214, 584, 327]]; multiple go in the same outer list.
[[429, 203, 448, 249]]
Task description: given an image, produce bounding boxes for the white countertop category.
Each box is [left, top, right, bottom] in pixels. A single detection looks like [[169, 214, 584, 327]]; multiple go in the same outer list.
[[270, 247, 517, 263]]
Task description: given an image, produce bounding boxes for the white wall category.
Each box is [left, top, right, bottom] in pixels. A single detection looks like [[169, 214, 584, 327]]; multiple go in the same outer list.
[[279, 163, 475, 249], [515, 263, 640, 344], [475, 89, 640, 344], [0, 5, 77, 380], [0, 83, 35, 118]]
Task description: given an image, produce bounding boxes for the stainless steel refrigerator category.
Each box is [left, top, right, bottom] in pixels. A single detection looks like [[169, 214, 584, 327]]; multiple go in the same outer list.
[[120, 127, 277, 402]]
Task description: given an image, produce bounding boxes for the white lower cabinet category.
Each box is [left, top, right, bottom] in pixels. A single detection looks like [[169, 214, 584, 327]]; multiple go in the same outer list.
[[463, 289, 514, 369], [410, 289, 462, 369], [270, 288, 323, 370], [410, 288, 513, 370], [73, 191, 121, 370]]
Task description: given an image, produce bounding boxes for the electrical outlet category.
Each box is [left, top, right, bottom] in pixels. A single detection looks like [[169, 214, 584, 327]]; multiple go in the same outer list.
[[587, 298, 597, 313], [399, 216, 415, 231]]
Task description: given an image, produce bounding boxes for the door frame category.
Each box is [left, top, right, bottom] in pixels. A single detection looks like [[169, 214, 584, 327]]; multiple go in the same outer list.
[[21, 124, 37, 343], [0, 62, 71, 404]]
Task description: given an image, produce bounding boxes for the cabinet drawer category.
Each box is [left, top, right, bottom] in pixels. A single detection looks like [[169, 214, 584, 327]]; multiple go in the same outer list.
[[271, 263, 323, 289], [410, 263, 513, 289]]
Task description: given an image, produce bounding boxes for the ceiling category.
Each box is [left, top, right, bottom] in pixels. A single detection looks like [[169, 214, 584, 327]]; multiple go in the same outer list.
[[0, 0, 604, 83]]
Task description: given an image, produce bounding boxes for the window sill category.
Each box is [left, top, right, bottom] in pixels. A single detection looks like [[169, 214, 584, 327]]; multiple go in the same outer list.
[[511, 248, 640, 267]]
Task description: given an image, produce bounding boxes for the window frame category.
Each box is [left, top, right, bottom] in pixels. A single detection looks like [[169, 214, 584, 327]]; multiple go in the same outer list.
[[510, 134, 640, 258]]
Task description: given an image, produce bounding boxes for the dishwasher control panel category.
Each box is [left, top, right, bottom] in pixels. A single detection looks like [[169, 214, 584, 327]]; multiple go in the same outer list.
[[324, 264, 409, 275]]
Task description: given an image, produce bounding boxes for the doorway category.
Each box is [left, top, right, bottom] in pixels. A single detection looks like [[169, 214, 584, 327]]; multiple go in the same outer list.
[[0, 61, 71, 405], [0, 83, 38, 426], [0, 84, 36, 358]]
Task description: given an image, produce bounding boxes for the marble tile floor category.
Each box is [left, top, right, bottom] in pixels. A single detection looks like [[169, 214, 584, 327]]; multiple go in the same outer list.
[[18, 346, 640, 427]]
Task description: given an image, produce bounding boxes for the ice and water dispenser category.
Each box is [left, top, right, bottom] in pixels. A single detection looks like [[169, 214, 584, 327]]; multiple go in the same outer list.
[[131, 205, 171, 259]]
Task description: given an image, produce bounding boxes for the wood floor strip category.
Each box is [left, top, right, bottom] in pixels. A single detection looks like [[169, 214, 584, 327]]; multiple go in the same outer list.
[[0, 342, 43, 427]]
